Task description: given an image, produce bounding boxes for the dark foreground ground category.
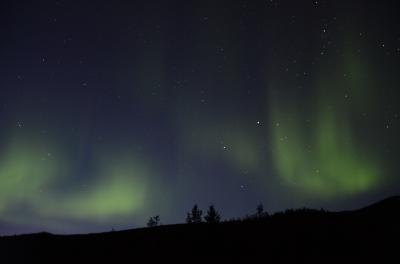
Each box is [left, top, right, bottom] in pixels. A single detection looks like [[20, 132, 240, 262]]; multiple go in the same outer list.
[[1, 197, 399, 263]]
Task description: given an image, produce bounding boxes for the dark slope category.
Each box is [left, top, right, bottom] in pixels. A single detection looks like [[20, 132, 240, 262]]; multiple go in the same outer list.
[[357, 196, 400, 214], [1, 197, 399, 263]]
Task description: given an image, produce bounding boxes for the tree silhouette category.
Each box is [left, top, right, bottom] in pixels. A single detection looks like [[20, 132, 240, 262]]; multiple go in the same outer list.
[[186, 204, 203, 223], [147, 215, 160, 227], [204, 205, 221, 223], [254, 203, 269, 219], [256, 203, 264, 217]]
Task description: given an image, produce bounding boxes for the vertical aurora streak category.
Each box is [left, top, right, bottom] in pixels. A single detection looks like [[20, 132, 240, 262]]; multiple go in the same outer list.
[[270, 40, 381, 198]]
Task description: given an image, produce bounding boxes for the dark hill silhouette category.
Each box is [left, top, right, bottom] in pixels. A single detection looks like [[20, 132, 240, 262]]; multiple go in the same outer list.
[[1, 197, 399, 263], [357, 196, 400, 215]]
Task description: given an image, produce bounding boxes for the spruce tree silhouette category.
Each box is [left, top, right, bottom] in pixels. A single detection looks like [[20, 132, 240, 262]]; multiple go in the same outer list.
[[204, 205, 221, 223], [255, 203, 269, 218], [147, 215, 160, 227], [256, 203, 264, 217], [186, 204, 203, 223]]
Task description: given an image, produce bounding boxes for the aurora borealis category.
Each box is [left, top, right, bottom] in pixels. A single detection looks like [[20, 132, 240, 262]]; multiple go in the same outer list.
[[1, 0, 400, 234], [270, 37, 381, 198]]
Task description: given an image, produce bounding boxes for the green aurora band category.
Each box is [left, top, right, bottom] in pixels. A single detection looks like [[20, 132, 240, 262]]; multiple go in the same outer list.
[[270, 46, 381, 198], [0, 134, 152, 228]]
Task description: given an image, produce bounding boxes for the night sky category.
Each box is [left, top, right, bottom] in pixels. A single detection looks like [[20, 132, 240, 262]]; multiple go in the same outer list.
[[1, 0, 400, 235]]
